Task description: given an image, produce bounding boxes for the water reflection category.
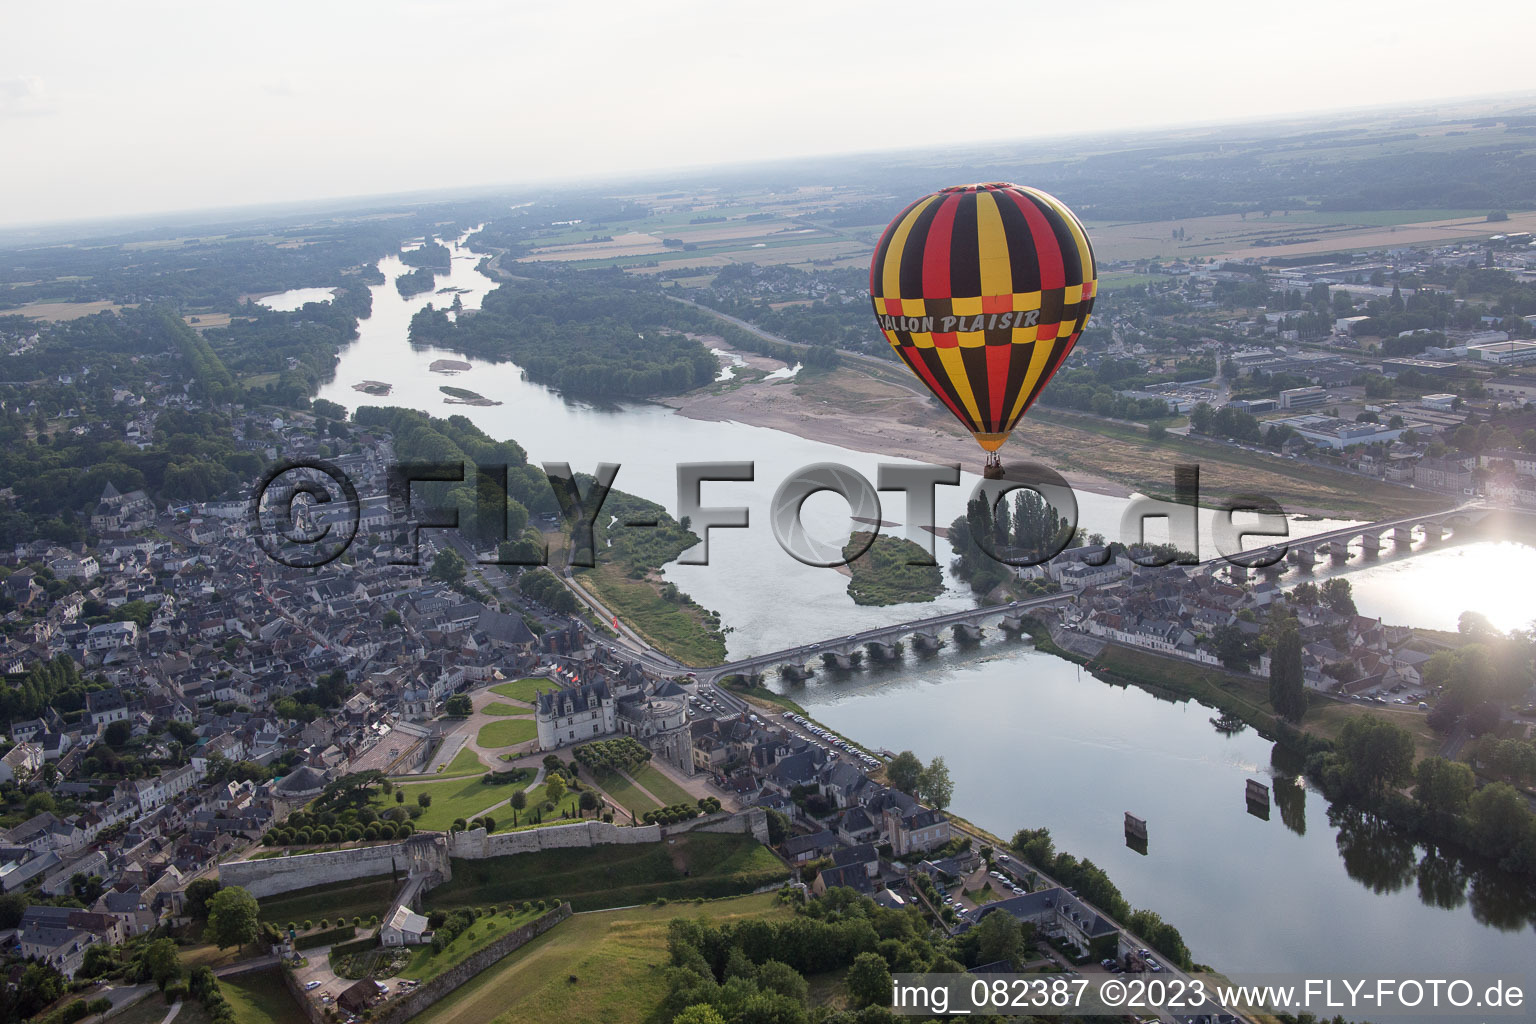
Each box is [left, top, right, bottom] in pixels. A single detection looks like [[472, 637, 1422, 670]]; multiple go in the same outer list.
[[1327, 807, 1536, 932], [1414, 846, 1467, 912], [1332, 808, 1417, 895]]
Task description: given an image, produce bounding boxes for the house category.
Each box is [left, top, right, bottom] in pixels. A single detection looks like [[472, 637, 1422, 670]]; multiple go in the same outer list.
[[380, 904, 431, 946], [812, 863, 874, 896], [972, 887, 1120, 958], [828, 842, 880, 879], [86, 621, 138, 652], [0, 741, 43, 784], [882, 806, 952, 856], [338, 979, 386, 1013], [781, 829, 838, 864]]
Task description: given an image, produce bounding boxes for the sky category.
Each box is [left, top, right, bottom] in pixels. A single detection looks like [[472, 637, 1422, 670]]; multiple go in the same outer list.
[[3, 0, 1534, 227]]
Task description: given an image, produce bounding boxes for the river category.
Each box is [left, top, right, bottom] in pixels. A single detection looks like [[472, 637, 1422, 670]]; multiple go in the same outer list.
[[303, 231, 1535, 1007]]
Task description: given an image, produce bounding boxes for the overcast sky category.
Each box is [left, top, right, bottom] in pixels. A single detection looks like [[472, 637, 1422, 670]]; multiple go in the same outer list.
[[3, 0, 1533, 227]]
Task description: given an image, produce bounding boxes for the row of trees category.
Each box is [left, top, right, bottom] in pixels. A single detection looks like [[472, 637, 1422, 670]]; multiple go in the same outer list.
[[1309, 717, 1536, 876]]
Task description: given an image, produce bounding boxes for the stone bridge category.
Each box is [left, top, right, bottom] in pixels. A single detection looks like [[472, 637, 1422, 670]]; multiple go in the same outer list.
[[693, 504, 1493, 685], [695, 591, 1073, 685], [1232, 503, 1489, 572]]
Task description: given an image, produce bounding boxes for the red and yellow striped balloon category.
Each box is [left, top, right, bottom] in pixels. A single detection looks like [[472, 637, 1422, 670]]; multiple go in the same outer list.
[[870, 182, 1096, 454]]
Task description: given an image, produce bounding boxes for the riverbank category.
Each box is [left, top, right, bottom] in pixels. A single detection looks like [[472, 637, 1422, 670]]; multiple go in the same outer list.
[[660, 363, 1135, 501], [662, 360, 1454, 520]]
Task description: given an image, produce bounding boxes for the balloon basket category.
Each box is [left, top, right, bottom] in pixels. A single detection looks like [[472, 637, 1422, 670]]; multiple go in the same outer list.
[[983, 453, 1005, 479]]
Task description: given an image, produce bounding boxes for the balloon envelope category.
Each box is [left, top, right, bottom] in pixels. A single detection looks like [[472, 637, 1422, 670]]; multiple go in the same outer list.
[[869, 182, 1096, 451]]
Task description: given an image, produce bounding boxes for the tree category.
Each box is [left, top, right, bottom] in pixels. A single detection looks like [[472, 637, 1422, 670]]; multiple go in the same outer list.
[[103, 719, 132, 748], [845, 951, 892, 1008], [672, 1007, 728, 1024], [444, 693, 473, 717], [765, 808, 791, 846], [205, 886, 260, 951], [579, 790, 600, 814], [510, 790, 527, 810], [1338, 717, 1415, 797], [545, 774, 567, 805], [918, 757, 953, 810], [1414, 757, 1475, 819], [185, 878, 222, 921], [1320, 577, 1356, 617], [418, 792, 432, 808], [1468, 782, 1534, 859], [1268, 627, 1306, 722], [887, 750, 923, 795], [431, 548, 467, 584], [974, 909, 1024, 968], [1212, 623, 1255, 669], [140, 938, 182, 991]]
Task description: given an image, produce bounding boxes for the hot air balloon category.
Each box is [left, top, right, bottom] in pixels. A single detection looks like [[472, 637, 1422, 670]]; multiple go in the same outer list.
[[869, 182, 1096, 478]]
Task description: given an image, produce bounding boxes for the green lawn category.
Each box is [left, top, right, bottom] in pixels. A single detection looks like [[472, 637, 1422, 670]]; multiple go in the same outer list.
[[393, 746, 486, 781], [477, 718, 538, 748], [482, 701, 531, 717], [425, 833, 788, 913], [399, 907, 544, 983], [593, 771, 661, 819], [257, 875, 399, 926], [505, 781, 584, 828], [220, 968, 308, 1024], [377, 771, 532, 831], [574, 564, 727, 666], [413, 893, 791, 1024], [490, 678, 560, 703], [628, 765, 693, 807]]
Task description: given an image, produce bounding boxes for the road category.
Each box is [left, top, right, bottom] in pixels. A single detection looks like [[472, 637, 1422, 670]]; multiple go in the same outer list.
[[668, 296, 932, 400], [448, 533, 689, 679]]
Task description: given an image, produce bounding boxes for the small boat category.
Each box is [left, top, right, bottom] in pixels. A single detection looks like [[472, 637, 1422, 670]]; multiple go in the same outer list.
[[1210, 712, 1246, 734]]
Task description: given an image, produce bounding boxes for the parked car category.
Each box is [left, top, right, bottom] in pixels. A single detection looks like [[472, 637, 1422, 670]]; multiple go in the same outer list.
[[305, 981, 322, 991]]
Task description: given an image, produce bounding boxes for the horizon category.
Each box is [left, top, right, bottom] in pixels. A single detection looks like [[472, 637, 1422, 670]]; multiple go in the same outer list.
[[4, 0, 1536, 229], [2, 87, 1533, 240]]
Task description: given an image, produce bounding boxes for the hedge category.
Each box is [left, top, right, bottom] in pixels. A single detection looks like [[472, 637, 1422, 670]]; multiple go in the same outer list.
[[328, 934, 378, 958], [294, 924, 357, 950]]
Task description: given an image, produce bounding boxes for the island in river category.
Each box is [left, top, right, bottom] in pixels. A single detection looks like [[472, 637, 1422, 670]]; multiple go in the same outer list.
[[440, 385, 501, 406], [841, 531, 945, 606]]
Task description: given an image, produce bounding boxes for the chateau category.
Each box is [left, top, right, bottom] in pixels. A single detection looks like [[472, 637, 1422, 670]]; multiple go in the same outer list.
[[533, 661, 694, 774]]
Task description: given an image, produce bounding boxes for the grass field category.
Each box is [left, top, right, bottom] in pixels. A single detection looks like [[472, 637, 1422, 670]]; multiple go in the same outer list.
[[220, 969, 306, 1024], [482, 701, 530, 716], [399, 907, 544, 983], [413, 893, 792, 1024], [112, 994, 211, 1024], [629, 765, 693, 807], [594, 771, 662, 819], [257, 875, 399, 926], [374, 773, 529, 831], [490, 678, 560, 703], [425, 833, 788, 913], [512, 781, 583, 825], [389, 746, 485, 781], [477, 718, 537, 748], [573, 564, 727, 666]]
